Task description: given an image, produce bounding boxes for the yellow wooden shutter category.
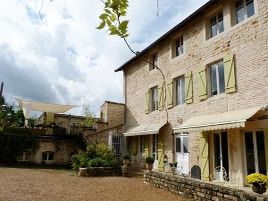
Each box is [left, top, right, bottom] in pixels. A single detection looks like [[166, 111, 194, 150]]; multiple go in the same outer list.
[[224, 54, 236, 93], [158, 135, 164, 171], [199, 132, 209, 181], [185, 71, 193, 104], [198, 66, 207, 101], [167, 80, 173, 109], [131, 137, 137, 155], [158, 83, 164, 111], [145, 89, 150, 114]]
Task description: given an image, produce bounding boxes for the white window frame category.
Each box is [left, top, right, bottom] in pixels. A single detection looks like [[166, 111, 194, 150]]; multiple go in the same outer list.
[[209, 11, 224, 38], [175, 75, 185, 105], [42, 152, 54, 161], [235, 0, 255, 24], [209, 61, 225, 96]]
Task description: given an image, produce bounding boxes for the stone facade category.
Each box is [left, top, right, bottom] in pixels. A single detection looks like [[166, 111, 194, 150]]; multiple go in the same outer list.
[[117, 0, 268, 187]]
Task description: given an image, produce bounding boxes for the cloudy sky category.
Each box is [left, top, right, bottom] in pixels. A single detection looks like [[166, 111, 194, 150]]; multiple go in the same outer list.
[[0, 0, 208, 116]]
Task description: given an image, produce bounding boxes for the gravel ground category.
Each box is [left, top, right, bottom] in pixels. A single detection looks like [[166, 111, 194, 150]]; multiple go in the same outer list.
[[0, 167, 188, 201]]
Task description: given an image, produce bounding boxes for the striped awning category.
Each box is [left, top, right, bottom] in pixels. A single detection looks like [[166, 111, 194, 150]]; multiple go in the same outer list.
[[174, 106, 263, 133], [124, 123, 165, 137]]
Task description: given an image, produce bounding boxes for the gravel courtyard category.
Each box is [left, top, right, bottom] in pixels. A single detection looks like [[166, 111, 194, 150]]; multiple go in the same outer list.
[[0, 167, 188, 201]]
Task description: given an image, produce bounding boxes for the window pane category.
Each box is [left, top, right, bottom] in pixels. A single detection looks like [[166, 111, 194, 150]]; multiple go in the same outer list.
[[236, 0, 245, 24], [175, 37, 183, 56], [210, 65, 218, 95], [218, 62, 225, 94], [245, 132, 255, 174], [210, 16, 217, 38], [218, 12, 224, 33], [183, 137, 189, 153], [48, 153, 54, 160], [176, 79, 180, 105], [176, 137, 181, 153], [256, 131, 266, 175], [246, 0, 255, 17], [151, 87, 158, 111]]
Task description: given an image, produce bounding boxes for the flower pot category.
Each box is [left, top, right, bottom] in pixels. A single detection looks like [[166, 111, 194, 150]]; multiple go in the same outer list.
[[123, 159, 130, 166], [79, 167, 88, 177], [252, 183, 267, 194], [146, 163, 153, 171]]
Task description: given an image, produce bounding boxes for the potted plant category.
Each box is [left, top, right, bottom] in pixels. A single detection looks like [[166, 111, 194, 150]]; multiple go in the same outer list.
[[145, 156, 155, 171], [246, 173, 268, 194], [122, 153, 130, 166]]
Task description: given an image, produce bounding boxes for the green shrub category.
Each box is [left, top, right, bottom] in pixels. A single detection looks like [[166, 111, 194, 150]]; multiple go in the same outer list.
[[95, 143, 114, 161], [122, 153, 130, 160], [145, 156, 155, 164], [107, 159, 120, 168], [88, 157, 108, 167], [71, 152, 89, 170]]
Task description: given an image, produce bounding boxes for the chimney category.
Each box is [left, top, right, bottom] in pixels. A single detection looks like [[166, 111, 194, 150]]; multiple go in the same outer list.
[[0, 82, 3, 98]]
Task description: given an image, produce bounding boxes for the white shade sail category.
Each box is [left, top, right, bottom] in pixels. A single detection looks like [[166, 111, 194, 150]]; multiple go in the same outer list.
[[124, 122, 166, 137], [174, 106, 263, 133], [15, 98, 77, 116]]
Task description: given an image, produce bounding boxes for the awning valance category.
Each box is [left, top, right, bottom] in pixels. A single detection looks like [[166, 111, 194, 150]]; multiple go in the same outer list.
[[174, 106, 263, 133], [124, 123, 165, 137]]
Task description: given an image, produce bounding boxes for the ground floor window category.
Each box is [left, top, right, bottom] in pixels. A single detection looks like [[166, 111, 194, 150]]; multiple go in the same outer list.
[[176, 134, 189, 175], [152, 135, 158, 160], [139, 135, 145, 155], [244, 131, 266, 175], [111, 135, 122, 159], [17, 152, 31, 161], [42, 152, 54, 161]]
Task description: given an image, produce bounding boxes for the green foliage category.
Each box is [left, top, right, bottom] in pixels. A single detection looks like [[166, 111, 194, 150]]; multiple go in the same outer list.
[[71, 143, 118, 170], [122, 153, 130, 160], [88, 157, 108, 167], [0, 100, 25, 130], [246, 173, 268, 186], [0, 133, 36, 164], [97, 0, 129, 38], [145, 156, 155, 164], [80, 105, 96, 127]]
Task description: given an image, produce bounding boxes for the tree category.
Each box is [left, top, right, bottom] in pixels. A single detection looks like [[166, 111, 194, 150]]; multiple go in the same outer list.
[[80, 105, 96, 128]]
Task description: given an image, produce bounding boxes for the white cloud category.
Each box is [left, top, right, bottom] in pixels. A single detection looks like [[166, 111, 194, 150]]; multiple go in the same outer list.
[[0, 0, 208, 116]]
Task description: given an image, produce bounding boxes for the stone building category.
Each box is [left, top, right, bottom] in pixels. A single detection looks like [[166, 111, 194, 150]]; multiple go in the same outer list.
[[19, 101, 125, 165], [115, 0, 268, 186]]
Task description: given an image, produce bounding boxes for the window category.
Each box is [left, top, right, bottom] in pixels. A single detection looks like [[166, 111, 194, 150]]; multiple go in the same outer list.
[[210, 11, 224, 38], [210, 61, 225, 96], [42, 152, 54, 161], [110, 134, 122, 159], [149, 53, 158, 70], [151, 86, 158, 111], [175, 75, 185, 105], [175, 36, 184, 57], [235, 0, 255, 24]]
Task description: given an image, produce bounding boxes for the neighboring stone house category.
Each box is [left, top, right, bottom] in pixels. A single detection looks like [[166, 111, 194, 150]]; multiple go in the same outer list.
[[20, 101, 125, 165], [115, 0, 268, 187]]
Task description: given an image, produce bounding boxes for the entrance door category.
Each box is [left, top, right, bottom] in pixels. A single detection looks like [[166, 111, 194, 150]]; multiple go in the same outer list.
[[213, 132, 229, 180], [152, 134, 158, 170], [176, 135, 189, 175], [245, 131, 266, 175]]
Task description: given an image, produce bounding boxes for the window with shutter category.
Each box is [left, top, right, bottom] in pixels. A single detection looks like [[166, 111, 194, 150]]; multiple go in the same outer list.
[[185, 71, 193, 104], [224, 54, 236, 93], [145, 90, 150, 114]]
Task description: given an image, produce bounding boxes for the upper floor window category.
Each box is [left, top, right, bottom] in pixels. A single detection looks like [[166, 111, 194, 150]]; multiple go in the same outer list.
[[175, 36, 184, 57], [210, 61, 225, 96], [210, 11, 224, 38], [149, 53, 158, 70], [235, 0, 255, 24], [175, 75, 185, 105], [151, 86, 158, 111]]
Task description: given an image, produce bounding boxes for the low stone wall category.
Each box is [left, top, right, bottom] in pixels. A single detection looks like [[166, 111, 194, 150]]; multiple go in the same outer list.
[[145, 172, 268, 201], [79, 167, 121, 177]]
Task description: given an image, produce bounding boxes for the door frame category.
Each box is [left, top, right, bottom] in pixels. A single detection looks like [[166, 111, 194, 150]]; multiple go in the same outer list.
[[175, 133, 189, 175]]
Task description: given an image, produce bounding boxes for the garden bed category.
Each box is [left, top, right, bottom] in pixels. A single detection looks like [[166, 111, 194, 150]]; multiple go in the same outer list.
[[79, 167, 121, 177]]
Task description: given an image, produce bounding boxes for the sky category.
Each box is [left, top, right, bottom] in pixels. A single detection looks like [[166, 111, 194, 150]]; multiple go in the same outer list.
[[0, 0, 208, 116]]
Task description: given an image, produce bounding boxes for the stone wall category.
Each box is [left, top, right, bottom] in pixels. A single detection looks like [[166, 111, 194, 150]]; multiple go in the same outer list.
[[145, 172, 268, 201]]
